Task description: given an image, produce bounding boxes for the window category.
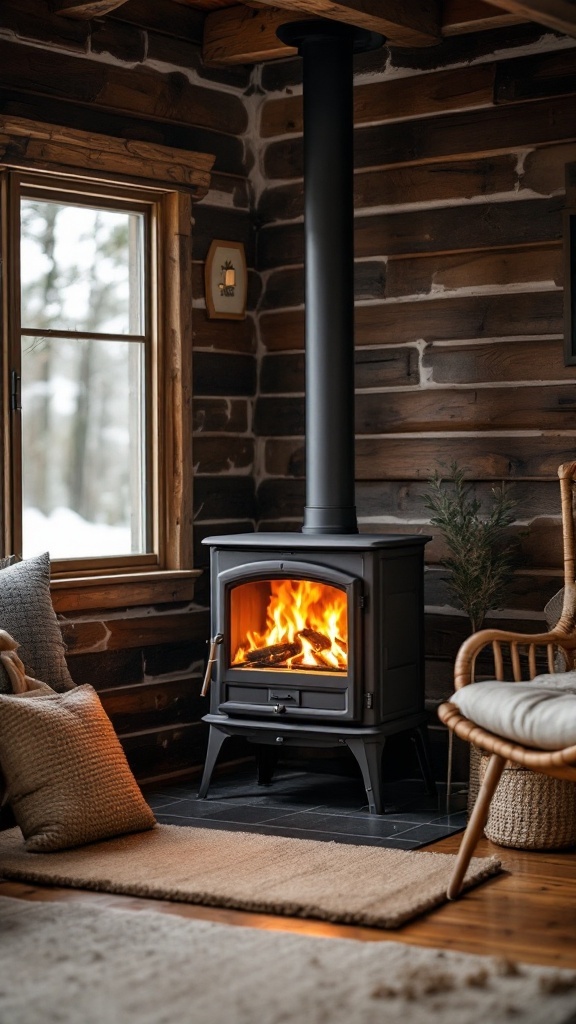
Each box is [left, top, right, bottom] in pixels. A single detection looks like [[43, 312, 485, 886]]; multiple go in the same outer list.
[[19, 186, 150, 562], [1, 167, 199, 606]]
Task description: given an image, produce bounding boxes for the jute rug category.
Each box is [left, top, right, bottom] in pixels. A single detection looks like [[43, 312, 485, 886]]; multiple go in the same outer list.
[[0, 823, 500, 928], [2, 896, 576, 1024]]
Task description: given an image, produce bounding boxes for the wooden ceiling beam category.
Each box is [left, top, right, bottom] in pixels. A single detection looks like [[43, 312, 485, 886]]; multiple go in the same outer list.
[[247, 0, 442, 46], [204, 1, 442, 65], [204, 0, 533, 65], [442, 0, 525, 35], [483, 0, 576, 36], [204, 6, 313, 64], [50, 0, 130, 17]]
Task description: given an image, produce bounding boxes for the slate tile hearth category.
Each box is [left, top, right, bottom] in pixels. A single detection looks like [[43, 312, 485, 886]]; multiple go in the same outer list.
[[145, 766, 466, 850]]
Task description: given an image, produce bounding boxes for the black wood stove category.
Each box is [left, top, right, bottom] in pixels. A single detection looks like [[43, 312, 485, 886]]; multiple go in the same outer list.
[[198, 532, 432, 813], [198, 21, 434, 814]]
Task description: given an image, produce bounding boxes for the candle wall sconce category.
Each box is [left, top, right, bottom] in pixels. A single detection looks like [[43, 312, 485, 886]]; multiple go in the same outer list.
[[205, 240, 247, 320]]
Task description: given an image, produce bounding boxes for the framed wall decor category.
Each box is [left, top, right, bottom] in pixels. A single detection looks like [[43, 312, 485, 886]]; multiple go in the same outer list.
[[205, 239, 247, 320]]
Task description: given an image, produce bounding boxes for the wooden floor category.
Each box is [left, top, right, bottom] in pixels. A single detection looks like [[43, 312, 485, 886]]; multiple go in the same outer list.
[[3, 831, 576, 969]]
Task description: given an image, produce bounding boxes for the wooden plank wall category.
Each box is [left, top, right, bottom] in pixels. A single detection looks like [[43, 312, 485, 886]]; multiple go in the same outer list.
[[253, 25, 576, 771], [0, 0, 256, 783], [5, 7, 576, 786]]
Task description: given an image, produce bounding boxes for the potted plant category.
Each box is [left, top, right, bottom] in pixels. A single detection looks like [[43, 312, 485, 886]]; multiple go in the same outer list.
[[423, 463, 519, 811], [423, 462, 518, 633]]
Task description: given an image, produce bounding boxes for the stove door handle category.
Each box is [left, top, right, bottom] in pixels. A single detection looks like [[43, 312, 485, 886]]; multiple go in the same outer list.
[[201, 633, 224, 697]]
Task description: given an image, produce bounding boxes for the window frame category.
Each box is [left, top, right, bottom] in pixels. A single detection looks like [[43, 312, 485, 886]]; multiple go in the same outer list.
[[15, 175, 156, 567], [0, 154, 205, 609]]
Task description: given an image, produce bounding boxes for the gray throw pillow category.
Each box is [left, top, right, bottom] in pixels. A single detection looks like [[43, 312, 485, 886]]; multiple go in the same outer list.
[[0, 552, 74, 694]]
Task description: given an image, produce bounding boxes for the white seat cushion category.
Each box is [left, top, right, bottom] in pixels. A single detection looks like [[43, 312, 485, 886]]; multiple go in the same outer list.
[[449, 671, 576, 750]]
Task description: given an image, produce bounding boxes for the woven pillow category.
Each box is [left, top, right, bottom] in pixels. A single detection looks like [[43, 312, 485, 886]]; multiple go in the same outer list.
[[0, 552, 74, 694], [0, 684, 156, 851], [450, 673, 576, 751]]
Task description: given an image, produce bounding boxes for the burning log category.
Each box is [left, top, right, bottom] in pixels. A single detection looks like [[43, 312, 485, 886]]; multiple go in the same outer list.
[[243, 640, 302, 667], [297, 628, 331, 652], [317, 650, 339, 670], [237, 624, 347, 671]]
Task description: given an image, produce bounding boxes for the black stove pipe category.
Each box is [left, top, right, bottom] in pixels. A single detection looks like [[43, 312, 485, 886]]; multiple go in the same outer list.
[[277, 21, 382, 535]]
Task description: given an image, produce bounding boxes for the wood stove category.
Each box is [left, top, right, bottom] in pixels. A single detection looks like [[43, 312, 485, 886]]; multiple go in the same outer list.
[[198, 532, 432, 813], [197, 21, 434, 814]]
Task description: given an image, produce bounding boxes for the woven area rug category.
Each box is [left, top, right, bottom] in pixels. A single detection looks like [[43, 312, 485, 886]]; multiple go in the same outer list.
[[2, 896, 576, 1024], [0, 823, 500, 928]]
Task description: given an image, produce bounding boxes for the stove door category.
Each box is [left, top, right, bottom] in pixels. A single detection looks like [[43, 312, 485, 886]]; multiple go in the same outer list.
[[214, 559, 362, 723]]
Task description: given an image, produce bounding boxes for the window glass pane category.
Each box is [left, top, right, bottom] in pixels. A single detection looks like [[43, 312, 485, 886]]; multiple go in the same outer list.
[[20, 199, 144, 335], [21, 336, 148, 560]]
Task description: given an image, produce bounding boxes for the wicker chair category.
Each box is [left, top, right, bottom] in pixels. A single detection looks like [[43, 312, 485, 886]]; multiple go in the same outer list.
[[438, 461, 576, 900]]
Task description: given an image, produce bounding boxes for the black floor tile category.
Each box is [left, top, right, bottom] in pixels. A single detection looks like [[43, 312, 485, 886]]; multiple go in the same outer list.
[[391, 809, 467, 828], [394, 822, 465, 845], [153, 814, 421, 849], [145, 764, 466, 850], [199, 803, 303, 826], [261, 809, 420, 839], [146, 794, 190, 811], [149, 798, 245, 820]]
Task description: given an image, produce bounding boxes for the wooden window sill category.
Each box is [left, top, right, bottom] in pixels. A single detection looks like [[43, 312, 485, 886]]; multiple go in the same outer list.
[[50, 569, 202, 613]]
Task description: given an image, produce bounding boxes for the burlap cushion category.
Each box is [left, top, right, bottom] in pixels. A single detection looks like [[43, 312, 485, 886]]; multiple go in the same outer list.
[[0, 684, 156, 851], [0, 552, 74, 694]]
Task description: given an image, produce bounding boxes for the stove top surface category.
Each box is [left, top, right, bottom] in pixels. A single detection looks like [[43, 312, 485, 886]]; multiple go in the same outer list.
[[203, 532, 431, 550]]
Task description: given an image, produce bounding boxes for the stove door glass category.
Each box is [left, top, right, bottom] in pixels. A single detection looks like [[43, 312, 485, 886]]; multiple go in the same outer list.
[[230, 578, 347, 674]]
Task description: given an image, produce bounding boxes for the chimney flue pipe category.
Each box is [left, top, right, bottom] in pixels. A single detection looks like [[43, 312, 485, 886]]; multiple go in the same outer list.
[[276, 21, 382, 535]]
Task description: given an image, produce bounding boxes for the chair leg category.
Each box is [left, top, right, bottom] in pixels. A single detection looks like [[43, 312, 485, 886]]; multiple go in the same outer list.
[[445, 729, 454, 814], [447, 752, 506, 901]]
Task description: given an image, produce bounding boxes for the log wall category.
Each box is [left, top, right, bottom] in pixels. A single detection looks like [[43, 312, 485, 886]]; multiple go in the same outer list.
[[0, 0, 256, 783], [253, 25, 576, 771]]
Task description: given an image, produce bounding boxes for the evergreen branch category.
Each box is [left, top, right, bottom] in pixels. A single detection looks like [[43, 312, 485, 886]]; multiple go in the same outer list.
[[422, 462, 518, 632]]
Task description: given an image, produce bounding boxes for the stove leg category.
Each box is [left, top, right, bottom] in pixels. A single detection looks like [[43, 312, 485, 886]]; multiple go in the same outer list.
[[255, 745, 279, 786], [412, 724, 437, 801], [345, 737, 386, 814], [197, 725, 228, 799]]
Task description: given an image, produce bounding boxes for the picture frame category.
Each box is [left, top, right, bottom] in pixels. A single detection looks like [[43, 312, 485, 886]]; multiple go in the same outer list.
[[204, 239, 247, 320]]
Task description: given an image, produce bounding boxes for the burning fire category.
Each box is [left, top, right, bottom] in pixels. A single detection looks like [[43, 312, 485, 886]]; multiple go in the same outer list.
[[233, 578, 347, 672]]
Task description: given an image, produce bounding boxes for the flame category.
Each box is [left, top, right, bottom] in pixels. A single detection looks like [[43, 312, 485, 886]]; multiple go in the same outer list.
[[233, 578, 347, 672]]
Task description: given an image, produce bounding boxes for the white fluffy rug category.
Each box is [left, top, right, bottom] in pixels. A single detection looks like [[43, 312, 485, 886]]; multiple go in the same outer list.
[[1, 896, 576, 1024]]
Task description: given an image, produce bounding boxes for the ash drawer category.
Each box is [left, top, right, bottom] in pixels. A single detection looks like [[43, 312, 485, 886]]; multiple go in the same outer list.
[[225, 686, 300, 706], [223, 685, 346, 714]]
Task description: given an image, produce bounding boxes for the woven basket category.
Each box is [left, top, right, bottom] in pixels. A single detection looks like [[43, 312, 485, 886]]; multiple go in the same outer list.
[[471, 749, 576, 850]]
